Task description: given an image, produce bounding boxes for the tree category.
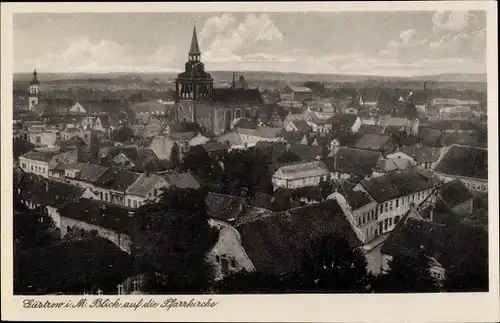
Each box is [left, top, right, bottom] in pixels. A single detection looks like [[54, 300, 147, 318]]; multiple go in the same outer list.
[[181, 145, 218, 180], [216, 271, 285, 294], [113, 126, 134, 143], [13, 203, 58, 250], [134, 187, 218, 294], [288, 235, 373, 293], [13, 137, 34, 160], [373, 252, 439, 293], [443, 224, 488, 292], [170, 142, 181, 169]]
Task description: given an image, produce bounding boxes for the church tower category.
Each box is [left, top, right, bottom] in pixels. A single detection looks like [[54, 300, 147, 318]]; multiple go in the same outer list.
[[175, 25, 213, 123], [28, 69, 41, 110]]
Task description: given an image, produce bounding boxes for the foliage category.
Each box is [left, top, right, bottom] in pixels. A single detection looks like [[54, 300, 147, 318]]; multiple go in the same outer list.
[[180, 145, 221, 180], [221, 149, 273, 197], [443, 224, 488, 292], [373, 252, 439, 293], [170, 142, 181, 169], [134, 187, 218, 294], [288, 235, 373, 293], [13, 202, 59, 250], [13, 137, 34, 160], [113, 126, 135, 143], [216, 271, 285, 294]]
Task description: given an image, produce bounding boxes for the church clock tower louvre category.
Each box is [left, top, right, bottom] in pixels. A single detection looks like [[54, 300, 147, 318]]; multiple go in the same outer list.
[[175, 25, 214, 124]]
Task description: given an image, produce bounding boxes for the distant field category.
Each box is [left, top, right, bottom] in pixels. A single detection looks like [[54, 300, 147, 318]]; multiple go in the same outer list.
[[13, 71, 487, 93]]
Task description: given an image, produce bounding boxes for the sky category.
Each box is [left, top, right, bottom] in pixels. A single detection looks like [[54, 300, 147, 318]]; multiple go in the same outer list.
[[13, 11, 487, 76]]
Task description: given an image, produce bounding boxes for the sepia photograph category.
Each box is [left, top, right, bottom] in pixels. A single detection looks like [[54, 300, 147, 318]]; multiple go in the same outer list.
[[1, 2, 499, 322]]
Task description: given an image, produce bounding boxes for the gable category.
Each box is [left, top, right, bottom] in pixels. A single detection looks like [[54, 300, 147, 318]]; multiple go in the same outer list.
[[386, 151, 415, 162]]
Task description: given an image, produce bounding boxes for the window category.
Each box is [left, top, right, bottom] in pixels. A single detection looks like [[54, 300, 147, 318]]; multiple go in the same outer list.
[[117, 284, 124, 295], [384, 219, 388, 230], [394, 216, 400, 224], [396, 199, 399, 208], [22, 163, 26, 169], [154, 189, 158, 197], [358, 217, 361, 226], [127, 199, 131, 207], [230, 259, 237, 268], [96, 289, 103, 295], [384, 203, 388, 212], [67, 226, 72, 232], [105, 193, 109, 202], [215, 255, 220, 263], [389, 202, 393, 211], [389, 218, 393, 226], [379, 204, 383, 213], [134, 200, 138, 208]]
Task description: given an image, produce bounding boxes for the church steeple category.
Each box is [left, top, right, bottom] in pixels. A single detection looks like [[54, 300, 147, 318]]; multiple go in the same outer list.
[[31, 69, 40, 85], [189, 25, 201, 62]]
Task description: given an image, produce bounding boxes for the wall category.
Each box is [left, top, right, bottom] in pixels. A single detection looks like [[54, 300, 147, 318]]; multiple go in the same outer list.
[[272, 173, 330, 190], [149, 136, 175, 160], [19, 157, 50, 178], [436, 173, 488, 192], [208, 226, 255, 281], [60, 216, 132, 254], [450, 198, 473, 217], [29, 131, 58, 148], [351, 117, 362, 133]]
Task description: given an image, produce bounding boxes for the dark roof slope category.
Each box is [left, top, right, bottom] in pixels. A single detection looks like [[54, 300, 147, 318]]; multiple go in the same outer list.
[[237, 200, 362, 275], [434, 145, 487, 180], [59, 198, 137, 235], [400, 146, 442, 163], [354, 133, 393, 150], [20, 150, 56, 162], [205, 192, 245, 222], [15, 237, 132, 294], [324, 147, 382, 177], [94, 167, 141, 191], [439, 179, 474, 208], [359, 169, 441, 203]]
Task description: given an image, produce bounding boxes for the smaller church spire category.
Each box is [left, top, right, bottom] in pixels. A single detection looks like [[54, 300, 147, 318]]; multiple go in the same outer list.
[[31, 69, 40, 85], [232, 70, 236, 88], [189, 24, 201, 56]]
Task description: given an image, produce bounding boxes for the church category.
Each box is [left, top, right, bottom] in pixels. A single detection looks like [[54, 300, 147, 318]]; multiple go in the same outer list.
[[174, 26, 263, 135]]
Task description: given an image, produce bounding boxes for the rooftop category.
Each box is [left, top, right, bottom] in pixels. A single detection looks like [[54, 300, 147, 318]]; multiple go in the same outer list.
[[274, 161, 329, 180], [434, 145, 487, 180]]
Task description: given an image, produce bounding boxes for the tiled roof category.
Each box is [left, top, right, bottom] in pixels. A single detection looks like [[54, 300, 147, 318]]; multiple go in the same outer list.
[[233, 118, 258, 130], [291, 120, 310, 132], [381, 216, 448, 261], [344, 190, 373, 210], [202, 141, 230, 152], [20, 150, 56, 162], [126, 173, 166, 197], [135, 148, 159, 169], [14, 237, 132, 294], [359, 169, 441, 203], [327, 113, 359, 129], [75, 163, 109, 183], [439, 179, 474, 208], [354, 133, 393, 150], [324, 147, 382, 177], [17, 173, 85, 208], [237, 200, 362, 275], [216, 131, 244, 147], [94, 167, 141, 191], [210, 88, 263, 104], [400, 146, 442, 163], [275, 161, 329, 180], [236, 126, 282, 139], [205, 192, 245, 222], [168, 132, 198, 142], [358, 124, 386, 134], [109, 146, 139, 161], [163, 171, 200, 189], [59, 198, 137, 235], [374, 158, 415, 173], [434, 145, 487, 180], [288, 143, 323, 161], [439, 132, 483, 148]]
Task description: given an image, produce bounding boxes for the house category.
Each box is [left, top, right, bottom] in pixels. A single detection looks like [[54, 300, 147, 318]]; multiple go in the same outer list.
[[216, 131, 246, 150], [93, 168, 142, 206], [329, 114, 362, 133], [390, 146, 442, 169], [272, 161, 330, 190], [231, 118, 259, 130], [201, 141, 230, 160], [284, 119, 310, 133], [162, 171, 200, 190], [68, 101, 88, 114], [352, 169, 442, 236], [125, 173, 169, 208], [326, 189, 379, 246], [438, 179, 474, 217], [16, 173, 96, 227], [205, 192, 246, 228], [19, 149, 78, 178], [433, 144, 488, 192], [58, 198, 137, 254], [377, 115, 419, 136], [380, 209, 448, 283], [372, 158, 415, 177], [324, 147, 383, 181], [209, 200, 361, 279], [269, 111, 284, 128], [14, 237, 136, 295], [60, 127, 92, 145], [358, 124, 386, 135], [130, 100, 168, 121], [134, 148, 160, 172], [149, 132, 204, 161], [93, 116, 114, 136], [28, 126, 58, 148], [280, 85, 313, 103], [354, 133, 399, 154], [58, 162, 109, 190], [288, 143, 324, 161], [439, 132, 483, 148]]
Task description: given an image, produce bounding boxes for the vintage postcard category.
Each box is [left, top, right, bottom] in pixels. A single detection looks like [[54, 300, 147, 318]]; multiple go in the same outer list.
[[1, 1, 498, 322]]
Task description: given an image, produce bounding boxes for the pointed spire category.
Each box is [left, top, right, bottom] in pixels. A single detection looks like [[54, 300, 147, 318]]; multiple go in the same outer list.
[[189, 24, 201, 55], [31, 69, 39, 85], [232, 70, 236, 88]]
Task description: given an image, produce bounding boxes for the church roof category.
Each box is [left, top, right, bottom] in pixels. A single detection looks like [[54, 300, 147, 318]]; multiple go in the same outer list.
[[189, 26, 201, 55], [31, 69, 40, 85]]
